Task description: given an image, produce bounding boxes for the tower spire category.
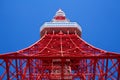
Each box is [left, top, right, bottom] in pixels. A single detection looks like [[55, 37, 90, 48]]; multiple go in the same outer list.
[[55, 8, 66, 17], [52, 9, 69, 22]]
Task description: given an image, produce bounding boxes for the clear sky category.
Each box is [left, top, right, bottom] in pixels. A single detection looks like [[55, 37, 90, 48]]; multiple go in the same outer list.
[[0, 0, 120, 54]]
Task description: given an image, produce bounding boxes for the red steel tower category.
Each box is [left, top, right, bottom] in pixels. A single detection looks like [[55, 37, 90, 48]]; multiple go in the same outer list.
[[0, 9, 120, 80]]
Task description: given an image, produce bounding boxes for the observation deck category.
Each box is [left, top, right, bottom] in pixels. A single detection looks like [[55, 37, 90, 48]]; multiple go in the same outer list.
[[40, 9, 82, 37]]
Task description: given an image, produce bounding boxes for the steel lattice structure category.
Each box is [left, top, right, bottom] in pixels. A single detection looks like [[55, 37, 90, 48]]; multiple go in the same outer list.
[[0, 9, 120, 80]]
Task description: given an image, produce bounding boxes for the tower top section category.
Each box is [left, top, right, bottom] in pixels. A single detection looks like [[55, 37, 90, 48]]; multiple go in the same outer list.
[[52, 9, 69, 22], [40, 9, 82, 37], [56, 9, 66, 16]]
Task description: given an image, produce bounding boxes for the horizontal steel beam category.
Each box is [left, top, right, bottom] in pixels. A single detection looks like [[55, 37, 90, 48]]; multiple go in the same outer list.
[[0, 55, 120, 59]]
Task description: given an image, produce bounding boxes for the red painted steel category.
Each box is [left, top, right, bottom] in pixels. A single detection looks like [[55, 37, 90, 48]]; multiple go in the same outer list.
[[0, 33, 120, 80], [0, 9, 120, 80]]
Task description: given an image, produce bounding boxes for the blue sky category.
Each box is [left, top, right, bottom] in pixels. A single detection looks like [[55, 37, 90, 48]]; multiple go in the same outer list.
[[0, 0, 120, 54]]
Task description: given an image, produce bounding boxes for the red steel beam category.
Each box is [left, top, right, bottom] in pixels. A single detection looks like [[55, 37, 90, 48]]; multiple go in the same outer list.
[[0, 55, 120, 59]]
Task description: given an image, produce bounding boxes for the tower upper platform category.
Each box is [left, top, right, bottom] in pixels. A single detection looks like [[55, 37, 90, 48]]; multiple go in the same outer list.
[[40, 9, 82, 37]]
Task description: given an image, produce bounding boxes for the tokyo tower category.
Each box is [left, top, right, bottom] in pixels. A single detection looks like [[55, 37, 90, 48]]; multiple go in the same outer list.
[[0, 9, 120, 80]]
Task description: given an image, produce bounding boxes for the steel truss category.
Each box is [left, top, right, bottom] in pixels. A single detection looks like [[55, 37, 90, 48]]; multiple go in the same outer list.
[[0, 33, 120, 80]]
